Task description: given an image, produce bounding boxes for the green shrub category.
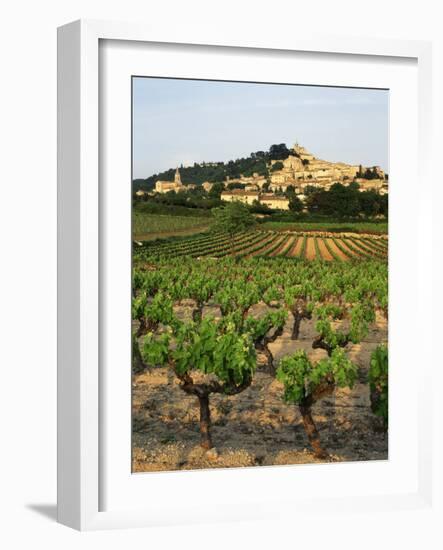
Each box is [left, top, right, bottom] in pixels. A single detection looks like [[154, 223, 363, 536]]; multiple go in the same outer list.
[[369, 344, 388, 430]]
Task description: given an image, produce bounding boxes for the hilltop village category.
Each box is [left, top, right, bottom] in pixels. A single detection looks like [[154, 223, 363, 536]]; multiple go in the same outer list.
[[135, 143, 388, 211]]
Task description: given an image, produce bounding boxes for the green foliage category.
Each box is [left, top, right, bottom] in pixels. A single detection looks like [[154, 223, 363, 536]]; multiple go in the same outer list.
[[263, 285, 282, 304], [133, 197, 215, 217], [276, 348, 357, 405], [276, 350, 311, 403], [269, 143, 290, 160], [356, 166, 381, 180], [315, 318, 348, 349], [369, 344, 389, 429], [270, 161, 284, 172], [142, 332, 171, 366], [306, 182, 388, 219], [211, 201, 257, 238], [314, 299, 375, 350], [133, 212, 211, 239], [132, 252, 388, 455], [215, 280, 260, 316], [288, 194, 303, 213], [349, 302, 375, 342], [244, 309, 287, 342], [141, 316, 257, 387], [142, 292, 175, 324], [329, 347, 358, 388], [208, 182, 225, 199]]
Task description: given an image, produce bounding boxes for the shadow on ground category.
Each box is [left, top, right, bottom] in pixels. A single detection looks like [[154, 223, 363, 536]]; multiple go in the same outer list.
[[26, 504, 57, 522]]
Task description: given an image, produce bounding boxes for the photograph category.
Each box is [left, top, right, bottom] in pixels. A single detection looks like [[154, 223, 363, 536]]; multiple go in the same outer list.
[[131, 77, 389, 473]]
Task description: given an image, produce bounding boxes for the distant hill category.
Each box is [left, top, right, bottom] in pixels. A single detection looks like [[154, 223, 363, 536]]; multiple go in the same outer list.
[[133, 144, 293, 191]]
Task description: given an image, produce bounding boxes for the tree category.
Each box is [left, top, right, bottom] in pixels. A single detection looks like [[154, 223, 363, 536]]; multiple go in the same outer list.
[[303, 184, 317, 195], [288, 194, 303, 213], [270, 161, 284, 172], [306, 183, 360, 218], [249, 200, 272, 214], [227, 181, 244, 190], [347, 181, 360, 191], [211, 202, 257, 254], [359, 189, 381, 217], [269, 143, 290, 160], [208, 182, 224, 199]]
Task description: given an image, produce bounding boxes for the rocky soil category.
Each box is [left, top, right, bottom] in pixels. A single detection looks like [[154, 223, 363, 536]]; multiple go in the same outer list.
[[132, 306, 388, 473]]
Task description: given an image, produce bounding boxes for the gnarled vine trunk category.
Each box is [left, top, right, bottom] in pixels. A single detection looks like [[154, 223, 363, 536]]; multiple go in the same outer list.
[[197, 393, 212, 450], [132, 338, 147, 374], [299, 403, 329, 459], [176, 368, 253, 450], [291, 306, 311, 340], [256, 325, 284, 375], [291, 310, 302, 340]]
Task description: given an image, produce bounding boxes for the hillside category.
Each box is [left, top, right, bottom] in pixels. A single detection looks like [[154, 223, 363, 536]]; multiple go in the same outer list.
[[133, 148, 272, 191], [133, 142, 386, 194]]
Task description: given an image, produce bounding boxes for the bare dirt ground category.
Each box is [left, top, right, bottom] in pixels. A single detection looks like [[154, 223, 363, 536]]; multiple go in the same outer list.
[[287, 236, 303, 257], [336, 238, 359, 258], [304, 237, 317, 260], [269, 235, 293, 257], [250, 234, 285, 257], [132, 306, 388, 473], [316, 238, 334, 261], [325, 238, 349, 261]]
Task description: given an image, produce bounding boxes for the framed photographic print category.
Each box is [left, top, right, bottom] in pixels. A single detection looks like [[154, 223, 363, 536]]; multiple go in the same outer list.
[[57, 20, 434, 531], [130, 77, 389, 471]]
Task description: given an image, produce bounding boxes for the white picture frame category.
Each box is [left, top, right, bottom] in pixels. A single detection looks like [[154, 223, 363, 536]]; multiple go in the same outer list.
[[57, 19, 434, 531]]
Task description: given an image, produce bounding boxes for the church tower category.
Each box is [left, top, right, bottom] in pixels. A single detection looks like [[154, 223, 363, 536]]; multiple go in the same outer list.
[[174, 167, 182, 187]]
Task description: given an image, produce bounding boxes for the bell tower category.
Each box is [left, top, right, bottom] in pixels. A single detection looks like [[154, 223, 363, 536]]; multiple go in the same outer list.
[[174, 167, 182, 186]]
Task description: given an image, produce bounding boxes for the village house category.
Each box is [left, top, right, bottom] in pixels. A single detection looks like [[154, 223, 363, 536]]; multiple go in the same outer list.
[[221, 189, 290, 210], [259, 194, 290, 210], [226, 172, 267, 189], [220, 189, 260, 206]]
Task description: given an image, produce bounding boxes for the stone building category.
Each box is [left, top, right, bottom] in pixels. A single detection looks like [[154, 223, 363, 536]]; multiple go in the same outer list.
[[225, 173, 267, 189], [354, 178, 388, 194], [220, 190, 260, 205], [269, 143, 366, 188], [221, 189, 289, 210], [259, 194, 290, 210], [155, 168, 187, 193]]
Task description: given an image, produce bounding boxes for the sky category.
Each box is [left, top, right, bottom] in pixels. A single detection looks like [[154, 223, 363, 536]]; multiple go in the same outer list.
[[132, 77, 389, 179]]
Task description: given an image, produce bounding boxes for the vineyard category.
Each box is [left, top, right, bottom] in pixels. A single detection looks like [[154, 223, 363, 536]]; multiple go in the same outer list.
[[261, 220, 388, 234], [132, 247, 388, 471], [134, 229, 388, 262], [132, 212, 211, 240]]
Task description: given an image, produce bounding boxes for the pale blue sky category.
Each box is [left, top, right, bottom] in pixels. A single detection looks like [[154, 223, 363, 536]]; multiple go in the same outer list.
[[132, 77, 389, 179]]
